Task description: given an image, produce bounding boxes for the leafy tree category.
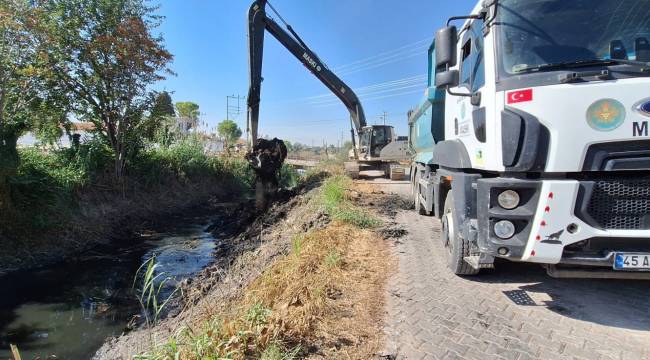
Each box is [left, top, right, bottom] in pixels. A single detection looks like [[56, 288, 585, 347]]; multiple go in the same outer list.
[[151, 91, 175, 119], [175, 101, 199, 131], [293, 142, 305, 152], [142, 91, 175, 141], [34, 0, 173, 179], [217, 119, 242, 147], [0, 0, 68, 213], [283, 140, 294, 153]]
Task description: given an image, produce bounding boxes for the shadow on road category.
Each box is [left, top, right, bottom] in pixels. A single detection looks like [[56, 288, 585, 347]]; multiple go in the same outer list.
[[474, 260, 650, 332]]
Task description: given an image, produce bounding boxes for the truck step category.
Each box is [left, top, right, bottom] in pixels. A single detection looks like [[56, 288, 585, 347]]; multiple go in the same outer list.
[[464, 256, 495, 270]]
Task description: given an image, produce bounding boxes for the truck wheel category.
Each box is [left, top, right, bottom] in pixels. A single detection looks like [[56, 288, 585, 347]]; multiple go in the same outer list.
[[442, 191, 479, 276]]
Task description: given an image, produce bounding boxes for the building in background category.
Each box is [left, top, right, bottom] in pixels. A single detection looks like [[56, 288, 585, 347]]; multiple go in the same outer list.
[[17, 122, 96, 148]]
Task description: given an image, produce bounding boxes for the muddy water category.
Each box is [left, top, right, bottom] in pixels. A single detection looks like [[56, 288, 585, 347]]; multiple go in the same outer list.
[[0, 219, 217, 360]]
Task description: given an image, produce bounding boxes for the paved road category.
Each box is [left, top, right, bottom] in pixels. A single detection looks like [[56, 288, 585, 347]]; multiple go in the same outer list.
[[377, 182, 650, 360]]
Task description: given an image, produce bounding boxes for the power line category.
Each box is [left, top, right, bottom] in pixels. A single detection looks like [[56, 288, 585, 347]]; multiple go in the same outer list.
[[304, 74, 426, 100], [332, 38, 430, 72], [300, 74, 426, 104], [337, 47, 428, 76], [309, 83, 424, 106], [312, 88, 423, 108]]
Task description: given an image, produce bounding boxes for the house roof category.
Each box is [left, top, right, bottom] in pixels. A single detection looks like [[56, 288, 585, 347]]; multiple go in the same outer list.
[[70, 122, 96, 132]]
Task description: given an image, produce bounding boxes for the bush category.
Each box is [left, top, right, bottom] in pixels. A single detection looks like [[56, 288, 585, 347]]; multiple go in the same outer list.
[[278, 163, 299, 188], [4, 138, 256, 237], [130, 138, 255, 190], [9, 148, 91, 230]]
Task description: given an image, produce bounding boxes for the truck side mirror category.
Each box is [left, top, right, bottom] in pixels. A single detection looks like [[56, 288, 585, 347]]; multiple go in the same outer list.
[[435, 26, 458, 67], [435, 69, 459, 89]]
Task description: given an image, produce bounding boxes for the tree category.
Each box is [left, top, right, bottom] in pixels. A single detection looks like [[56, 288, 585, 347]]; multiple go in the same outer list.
[[143, 91, 174, 141], [0, 0, 68, 213], [151, 91, 175, 119], [283, 140, 294, 153], [34, 0, 173, 179], [175, 101, 199, 131], [217, 119, 242, 147]]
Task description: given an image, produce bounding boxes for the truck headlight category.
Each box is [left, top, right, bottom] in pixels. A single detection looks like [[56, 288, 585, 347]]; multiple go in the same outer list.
[[494, 220, 516, 239], [497, 190, 520, 210]]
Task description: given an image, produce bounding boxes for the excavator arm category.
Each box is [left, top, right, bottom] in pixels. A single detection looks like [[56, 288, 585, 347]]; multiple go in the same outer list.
[[246, 0, 367, 148]]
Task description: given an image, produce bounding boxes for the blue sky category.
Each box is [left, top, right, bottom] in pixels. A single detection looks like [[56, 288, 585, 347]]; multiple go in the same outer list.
[[155, 0, 476, 145]]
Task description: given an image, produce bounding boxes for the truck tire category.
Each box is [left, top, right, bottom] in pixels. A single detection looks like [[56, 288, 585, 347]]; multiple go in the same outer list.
[[442, 191, 479, 276]]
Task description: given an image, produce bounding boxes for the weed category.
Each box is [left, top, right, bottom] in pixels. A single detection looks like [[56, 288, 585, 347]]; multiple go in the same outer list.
[[324, 249, 342, 268], [291, 234, 303, 257], [246, 302, 272, 328], [261, 342, 301, 360], [278, 163, 299, 188], [316, 175, 381, 228], [321, 176, 349, 211], [133, 255, 180, 327], [334, 206, 382, 228]]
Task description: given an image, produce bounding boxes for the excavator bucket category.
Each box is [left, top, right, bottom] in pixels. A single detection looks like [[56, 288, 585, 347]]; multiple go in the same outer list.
[[245, 138, 287, 209]]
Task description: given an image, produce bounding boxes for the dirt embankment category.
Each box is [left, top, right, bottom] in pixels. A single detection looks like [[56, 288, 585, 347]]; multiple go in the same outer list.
[[0, 177, 246, 275], [95, 174, 409, 359]]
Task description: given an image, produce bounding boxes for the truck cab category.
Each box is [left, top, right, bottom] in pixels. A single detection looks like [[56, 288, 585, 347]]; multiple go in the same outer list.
[[410, 0, 650, 278]]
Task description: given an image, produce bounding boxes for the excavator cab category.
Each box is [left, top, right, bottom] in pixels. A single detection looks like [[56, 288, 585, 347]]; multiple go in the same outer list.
[[358, 125, 395, 160]]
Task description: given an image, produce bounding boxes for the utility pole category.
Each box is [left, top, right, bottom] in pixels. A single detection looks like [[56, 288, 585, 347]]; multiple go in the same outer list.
[[379, 111, 388, 126], [226, 94, 246, 121]]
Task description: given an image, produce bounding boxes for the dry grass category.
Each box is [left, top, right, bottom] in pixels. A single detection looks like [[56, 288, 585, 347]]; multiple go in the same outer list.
[[136, 223, 390, 360], [133, 175, 392, 360], [245, 223, 390, 358]]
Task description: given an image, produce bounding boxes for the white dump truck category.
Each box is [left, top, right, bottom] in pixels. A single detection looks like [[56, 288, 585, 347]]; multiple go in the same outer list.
[[409, 0, 650, 278]]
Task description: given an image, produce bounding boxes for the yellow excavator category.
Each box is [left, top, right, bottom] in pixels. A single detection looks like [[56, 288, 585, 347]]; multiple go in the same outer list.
[[245, 0, 409, 189]]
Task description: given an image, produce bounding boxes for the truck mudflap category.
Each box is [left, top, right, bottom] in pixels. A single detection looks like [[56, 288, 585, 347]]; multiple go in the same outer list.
[[521, 181, 650, 264]]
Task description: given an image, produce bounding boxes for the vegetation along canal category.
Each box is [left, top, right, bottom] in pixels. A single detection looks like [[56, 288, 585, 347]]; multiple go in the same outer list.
[[0, 215, 219, 359]]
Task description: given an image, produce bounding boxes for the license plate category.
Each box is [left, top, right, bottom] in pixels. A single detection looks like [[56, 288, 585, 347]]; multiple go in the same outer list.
[[614, 253, 650, 271]]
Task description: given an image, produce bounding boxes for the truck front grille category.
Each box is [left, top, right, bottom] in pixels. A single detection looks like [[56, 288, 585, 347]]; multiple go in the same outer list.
[[586, 179, 650, 230]]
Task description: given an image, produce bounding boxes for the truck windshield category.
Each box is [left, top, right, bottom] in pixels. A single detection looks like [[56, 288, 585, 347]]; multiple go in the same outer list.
[[496, 0, 650, 76]]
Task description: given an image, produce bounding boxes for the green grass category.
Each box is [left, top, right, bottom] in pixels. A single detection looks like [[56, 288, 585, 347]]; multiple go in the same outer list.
[[131, 139, 255, 190], [324, 249, 342, 268], [317, 175, 381, 229], [133, 255, 180, 327], [261, 343, 301, 360], [137, 303, 296, 359], [278, 163, 299, 188], [291, 234, 304, 257], [3, 138, 256, 239]]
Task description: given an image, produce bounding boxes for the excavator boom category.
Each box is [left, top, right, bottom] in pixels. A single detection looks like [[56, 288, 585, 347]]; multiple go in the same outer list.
[[246, 0, 366, 146]]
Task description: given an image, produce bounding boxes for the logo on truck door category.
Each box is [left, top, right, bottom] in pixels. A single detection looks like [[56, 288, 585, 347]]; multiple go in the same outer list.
[[586, 99, 626, 131], [634, 98, 650, 117]]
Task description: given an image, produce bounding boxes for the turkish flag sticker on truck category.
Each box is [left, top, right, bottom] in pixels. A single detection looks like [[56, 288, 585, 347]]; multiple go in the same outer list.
[[507, 89, 533, 104]]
